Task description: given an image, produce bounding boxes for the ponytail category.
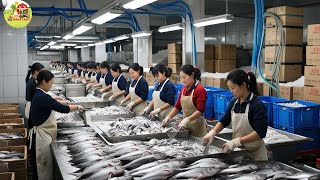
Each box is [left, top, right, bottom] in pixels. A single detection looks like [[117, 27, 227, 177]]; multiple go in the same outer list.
[[180, 64, 201, 81], [152, 63, 172, 78], [129, 63, 144, 76], [226, 69, 260, 96], [25, 66, 32, 83], [25, 63, 44, 83]]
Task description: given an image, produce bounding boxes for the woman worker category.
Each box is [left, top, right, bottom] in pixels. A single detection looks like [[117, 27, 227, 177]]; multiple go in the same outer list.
[[91, 61, 113, 92], [25, 63, 44, 127], [84, 63, 94, 82], [142, 64, 176, 119], [86, 62, 101, 91], [202, 69, 268, 161], [162, 65, 207, 137], [101, 63, 127, 105], [120, 63, 148, 115], [29, 70, 84, 180]]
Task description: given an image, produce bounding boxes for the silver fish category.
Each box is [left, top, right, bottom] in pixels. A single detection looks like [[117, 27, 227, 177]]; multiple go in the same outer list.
[[131, 161, 186, 177], [232, 174, 267, 180], [126, 161, 162, 174], [115, 150, 150, 162], [139, 169, 178, 180], [125, 152, 167, 170], [253, 168, 275, 176], [268, 170, 294, 179], [285, 172, 317, 179], [0, 151, 24, 160], [219, 164, 258, 174], [108, 176, 133, 180], [70, 155, 103, 166], [189, 158, 224, 166], [182, 161, 228, 170], [87, 166, 125, 180], [172, 167, 221, 179]]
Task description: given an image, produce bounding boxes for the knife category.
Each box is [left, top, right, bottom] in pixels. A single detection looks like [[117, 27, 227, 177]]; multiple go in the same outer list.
[[203, 143, 210, 155]]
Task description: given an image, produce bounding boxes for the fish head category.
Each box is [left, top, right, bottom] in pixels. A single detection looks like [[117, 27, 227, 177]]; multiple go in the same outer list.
[[153, 152, 167, 160]]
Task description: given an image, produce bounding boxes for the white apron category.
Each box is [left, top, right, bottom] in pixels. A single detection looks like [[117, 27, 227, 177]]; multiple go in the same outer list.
[[90, 73, 96, 83], [152, 78, 172, 119], [73, 69, 78, 76], [28, 89, 57, 180], [85, 72, 89, 79], [231, 93, 268, 161], [100, 73, 107, 88], [112, 74, 125, 106], [25, 101, 31, 119], [80, 71, 84, 78], [129, 76, 147, 115], [180, 87, 207, 137]]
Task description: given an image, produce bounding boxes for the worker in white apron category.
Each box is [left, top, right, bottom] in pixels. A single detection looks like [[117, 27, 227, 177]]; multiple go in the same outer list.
[[120, 63, 148, 115], [162, 65, 207, 137], [29, 70, 83, 180], [202, 69, 268, 161], [85, 63, 100, 91], [142, 64, 176, 119]]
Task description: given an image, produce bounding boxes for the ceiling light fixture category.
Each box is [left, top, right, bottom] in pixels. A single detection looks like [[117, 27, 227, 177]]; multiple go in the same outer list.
[[95, 41, 104, 45], [131, 31, 152, 38], [114, 34, 130, 41], [88, 44, 95, 47], [158, 23, 183, 33], [40, 45, 49, 50], [61, 43, 77, 46], [73, 23, 94, 35], [193, 14, 233, 27], [62, 34, 75, 40], [103, 39, 115, 44], [123, 0, 158, 10], [74, 46, 82, 49], [91, 10, 122, 25], [47, 41, 57, 46]]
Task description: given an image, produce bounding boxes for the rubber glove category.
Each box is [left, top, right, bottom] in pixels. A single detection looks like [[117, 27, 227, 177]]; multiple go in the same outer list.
[[178, 117, 190, 129], [202, 130, 217, 145], [150, 108, 161, 116], [222, 137, 241, 153], [77, 105, 84, 112], [126, 102, 135, 110], [101, 93, 109, 99], [108, 95, 114, 101], [142, 107, 150, 115], [162, 116, 171, 127]]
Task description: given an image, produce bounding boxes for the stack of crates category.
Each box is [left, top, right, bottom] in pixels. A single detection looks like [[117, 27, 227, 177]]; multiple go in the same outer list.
[[273, 100, 320, 150], [213, 91, 234, 120], [203, 87, 225, 120], [258, 96, 288, 127]]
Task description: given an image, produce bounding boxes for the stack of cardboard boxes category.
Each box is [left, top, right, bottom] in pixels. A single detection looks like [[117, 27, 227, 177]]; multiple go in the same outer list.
[[204, 45, 215, 73], [304, 24, 320, 103], [167, 43, 182, 74], [264, 6, 303, 84], [214, 44, 236, 73]]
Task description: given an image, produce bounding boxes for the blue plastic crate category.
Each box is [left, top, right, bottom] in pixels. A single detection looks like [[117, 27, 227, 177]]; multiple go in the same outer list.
[[174, 84, 184, 95], [204, 106, 214, 120], [213, 91, 234, 114], [273, 100, 320, 129], [258, 96, 288, 127], [294, 128, 320, 151], [148, 88, 155, 101], [214, 111, 224, 120], [204, 86, 226, 107]]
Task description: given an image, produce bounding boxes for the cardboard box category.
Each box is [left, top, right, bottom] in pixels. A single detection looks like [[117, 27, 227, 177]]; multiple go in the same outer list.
[[265, 27, 303, 45], [201, 77, 207, 86], [265, 46, 302, 63], [293, 86, 304, 100], [266, 6, 304, 27], [0, 146, 27, 172], [304, 66, 320, 87], [257, 82, 264, 96], [169, 74, 177, 84], [168, 43, 182, 54], [205, 60, 215, 73], [0, 128, 27, 147], [263, 83, 276, 96], [279, 85, 293, 100], [215, 60, 236, 73], [215, 44, 231, 60], [145, 72, 154, 86], [0, 172, 14, 180], [168, 63, 182, 74], [230, 45, 236, 60], [0, 118, 24, 129], [265, 64, 302, 82], [304, 86, 320, 104], [205, 45, 215, 59], [168, 53, 182, 64], [206, 77, 214, 87], [214, 78, 228, 89], [306, 46, 320, 66], [307, 24, 320, 46]]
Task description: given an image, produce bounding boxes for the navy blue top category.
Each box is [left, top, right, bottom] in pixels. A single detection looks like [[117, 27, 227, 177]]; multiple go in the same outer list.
[[128, 77, 149, 101], [96, 72, 102, 82], [154, 79, 176, 106], [219, 93, 268, 139], [72, 67, 77, 74], [113, 75, 128, 92], [77, 70, 82, 77], [30, 89, 70, 127], [88, 72, 92, 78], [103, 72, 113, 86], [26, 77, 36, 102]]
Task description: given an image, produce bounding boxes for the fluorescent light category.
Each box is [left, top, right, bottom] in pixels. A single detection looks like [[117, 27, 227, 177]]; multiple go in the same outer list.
[[103, 39, 115, 44], [95, 41, 104, 45], [158, 23, 183, 33], [73, 23, 93, 35], [131, 31, 152, 38], [74, 46, 82, 49], [62, 34, 75, 40], [91, 10, 122, 25], [123, 0, 158, 10], [40, 45, 49, 50], [88, 44, 95, 47], [82, 45, 88, 48], [61, 43, 77, 46], [47, 41, 57, 46], [50, 45, 64, 49], [114, 34, 130, 41], [194, 14, 234, 27]]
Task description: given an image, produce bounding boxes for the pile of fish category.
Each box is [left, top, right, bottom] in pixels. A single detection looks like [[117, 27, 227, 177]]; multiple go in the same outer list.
[[90, 106, 131, 116], [0, 151, 24, 160], [277, 102, 307, 108], [0, 133, 24, 139], [56, 112, 81, 122], [70, 94, 104, 102], [264, 129, 293, 144], [95, 116, 177, 137]]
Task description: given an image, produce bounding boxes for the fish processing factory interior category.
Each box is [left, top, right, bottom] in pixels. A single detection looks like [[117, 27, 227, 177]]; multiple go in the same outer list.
[[1, 0, 320, 179]]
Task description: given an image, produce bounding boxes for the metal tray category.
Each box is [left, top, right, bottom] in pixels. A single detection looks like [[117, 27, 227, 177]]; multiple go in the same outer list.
[[80, 110, 136, 124], [69, 101, 110, 109], [57, 112, 85, 128]]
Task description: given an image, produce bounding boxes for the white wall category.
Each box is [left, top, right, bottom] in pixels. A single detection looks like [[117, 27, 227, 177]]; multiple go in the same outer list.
[[0, 15, 28, 108]]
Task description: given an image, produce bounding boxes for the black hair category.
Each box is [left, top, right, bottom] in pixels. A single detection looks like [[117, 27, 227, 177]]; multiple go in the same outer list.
[[81, 62, 88, 68], [36, 70, 54, 86], [179, 65, 201, 81], [25, 63, 44, 83], [87, 63, 94, 69], [95, 63, 101, 69], [226, 69, 260, 96], [129, 63, 143, 76], [100, 61, 110, 70], [152, 63, 172, 78], [110, 63, 122, 73], [149, 67, 153, 73]]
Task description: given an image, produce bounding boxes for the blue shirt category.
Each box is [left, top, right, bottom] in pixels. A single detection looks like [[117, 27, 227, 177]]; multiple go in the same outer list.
[[113, 74, 128, 92], [96, 72, 102, 82], [77, 70, 82, 77], [219, 93, 268, 139], [103, 72, 113, 86], [128, 77, 149, 101], [30, 89, 70, 127], [154, 79, 176, 106], [88, 72, 92, 78], [26, 77, 36, 102]]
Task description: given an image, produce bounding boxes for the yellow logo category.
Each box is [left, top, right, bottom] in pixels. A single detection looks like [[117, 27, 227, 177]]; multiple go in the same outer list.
[[3, 1, 32, 28]]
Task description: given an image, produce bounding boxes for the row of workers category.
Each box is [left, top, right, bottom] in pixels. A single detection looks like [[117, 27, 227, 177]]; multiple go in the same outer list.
[[25, 62, 268, 180]]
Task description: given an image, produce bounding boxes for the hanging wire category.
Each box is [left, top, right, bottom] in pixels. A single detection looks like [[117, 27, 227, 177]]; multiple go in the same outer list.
[[225, 0, 228, 14]]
